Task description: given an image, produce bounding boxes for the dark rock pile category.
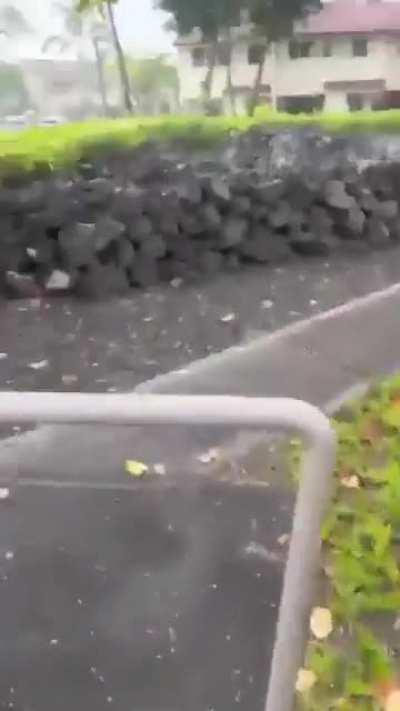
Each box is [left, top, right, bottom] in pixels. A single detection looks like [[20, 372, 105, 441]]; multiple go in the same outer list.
[[2, 130, 400, 298]]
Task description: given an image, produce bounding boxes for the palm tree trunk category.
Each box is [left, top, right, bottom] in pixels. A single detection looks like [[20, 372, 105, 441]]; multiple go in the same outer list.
[[105, 0, 133, 114], [202, 39, 217, 109], [248, 43, 268, 117], [225, 33, 235, 116], [92, 37, 109, 117]]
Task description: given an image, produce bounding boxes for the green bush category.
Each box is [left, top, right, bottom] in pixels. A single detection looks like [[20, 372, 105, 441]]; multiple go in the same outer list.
[[2, 109, 400, 179]]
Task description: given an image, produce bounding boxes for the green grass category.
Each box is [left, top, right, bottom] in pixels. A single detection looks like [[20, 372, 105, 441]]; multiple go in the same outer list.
[[296, 374, 400, 711], [2, 108, 400, 179]]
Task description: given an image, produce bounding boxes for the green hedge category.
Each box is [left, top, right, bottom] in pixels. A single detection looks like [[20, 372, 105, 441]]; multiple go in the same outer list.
[[2, 109, 400, 178]]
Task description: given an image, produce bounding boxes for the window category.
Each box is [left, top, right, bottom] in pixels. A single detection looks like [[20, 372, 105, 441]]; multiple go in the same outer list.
[[323, 40, 332, 57], [192, 47, 206, 67], [51, 79, 73, 91], [289, 40, 313, 59], [352, 38, 368, 57], [248, 43, 266, 65], [347, 93, 364, 111], [217, 43, 231, 66], [230, 8, 241, 26]]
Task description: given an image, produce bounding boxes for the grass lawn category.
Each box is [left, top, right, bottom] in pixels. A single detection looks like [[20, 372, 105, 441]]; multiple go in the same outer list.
[[2, 108, 400, 178], [296, 375, 400, 711]]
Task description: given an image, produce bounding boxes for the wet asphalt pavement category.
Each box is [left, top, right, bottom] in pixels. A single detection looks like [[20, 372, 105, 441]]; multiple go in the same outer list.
[[3, 248, 400, 711], [2, 247, 400, 397], [1, 482, 292, 711]]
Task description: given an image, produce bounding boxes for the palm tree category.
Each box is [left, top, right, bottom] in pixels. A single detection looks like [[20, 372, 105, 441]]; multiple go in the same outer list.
[[42, 2, 111, 116], [0, 5, 31, 36], [124, 55, 179, 114], [91, 30, 111, 116], [104, 0, 134, 114]]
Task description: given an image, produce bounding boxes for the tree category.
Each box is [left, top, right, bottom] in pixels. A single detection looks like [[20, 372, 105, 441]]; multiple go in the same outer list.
[[43, 2, 111, 116], [125, 55, 179, 113], [92, 32, 110, 116], [0, 6, 33, 114], [0, 63, 30, 114], [77, 0, 134, 113], [246, 0, 322, 115], [0, 5, 32, 36], [156, 0, 241, 107]]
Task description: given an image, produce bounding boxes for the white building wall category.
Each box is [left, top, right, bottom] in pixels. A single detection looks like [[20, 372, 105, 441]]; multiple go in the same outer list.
[[275, 37, 389, 96], [380, 37, 400, 90], [178, 43, 274, 105], [230, 40, 261, 90], [177, 33, 400, 111]]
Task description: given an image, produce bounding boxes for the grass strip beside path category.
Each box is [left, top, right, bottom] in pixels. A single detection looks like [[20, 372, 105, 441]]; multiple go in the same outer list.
[[3, 109, 400, 178], [296, 374, 400, 711]]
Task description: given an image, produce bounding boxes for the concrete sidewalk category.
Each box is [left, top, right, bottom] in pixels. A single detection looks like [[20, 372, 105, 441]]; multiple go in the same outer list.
[[138, 281, 400, 404]]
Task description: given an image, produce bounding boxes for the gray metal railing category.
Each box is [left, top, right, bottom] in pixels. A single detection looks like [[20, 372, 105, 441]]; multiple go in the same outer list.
[[0, 392, 336, 711]]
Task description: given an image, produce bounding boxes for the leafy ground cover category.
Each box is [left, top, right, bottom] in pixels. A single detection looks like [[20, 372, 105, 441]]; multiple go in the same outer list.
[[3, 108, 400, 177], [296, 374, 400, 711]]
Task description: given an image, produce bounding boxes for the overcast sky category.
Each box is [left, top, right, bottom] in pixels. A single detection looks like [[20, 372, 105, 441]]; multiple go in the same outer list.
[[0, 0, 175, 59]]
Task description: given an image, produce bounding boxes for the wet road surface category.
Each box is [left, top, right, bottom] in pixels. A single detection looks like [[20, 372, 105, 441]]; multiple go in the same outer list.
[[2, 249, 400, 710], [2, 248, 400, 399], [1, 481, 292, 711]]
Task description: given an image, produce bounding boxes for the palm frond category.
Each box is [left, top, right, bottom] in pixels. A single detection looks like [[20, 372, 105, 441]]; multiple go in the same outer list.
[[42, 35, 71, 53]]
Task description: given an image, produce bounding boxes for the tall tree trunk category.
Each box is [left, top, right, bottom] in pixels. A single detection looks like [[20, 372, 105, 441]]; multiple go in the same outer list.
[[92, 37, 109, 117], [105, 0, 133, 114], [225, 33, 235, 116], [202, 39, 217, 110], [248, 43, 268, 117]]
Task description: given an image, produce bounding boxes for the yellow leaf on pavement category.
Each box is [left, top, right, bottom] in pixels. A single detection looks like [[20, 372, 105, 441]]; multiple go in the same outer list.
[[295, 668, 317, 694], [310, 607, 333, 640], [125, 460, 148, 478]]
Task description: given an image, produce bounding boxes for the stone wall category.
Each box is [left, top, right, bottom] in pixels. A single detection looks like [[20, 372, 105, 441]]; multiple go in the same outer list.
[[2, 129, 400, 298]]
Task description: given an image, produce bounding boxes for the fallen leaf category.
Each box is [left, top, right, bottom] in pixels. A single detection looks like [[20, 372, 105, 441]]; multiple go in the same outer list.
[[45, 270, 71, 291], [261, 299, 274, 310], [295, 668, 317, 694], [125, 460, 148, 478], [310, 607, 333, 640], [170, 278, 183, 288], [220, 312, 236, 324], [28, 359, 49, 370], [243, 541, 281, 563], [278, 534, 290, 546], [0, 353, 7, 360], [340, 474, 360, 489], [154, 463, 166, 476], [62, 374, 78, 386], [197, 448, 220, 464]]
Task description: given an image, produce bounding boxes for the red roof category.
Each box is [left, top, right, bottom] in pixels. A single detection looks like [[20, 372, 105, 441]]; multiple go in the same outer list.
[[301, 0, 400, 35]]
